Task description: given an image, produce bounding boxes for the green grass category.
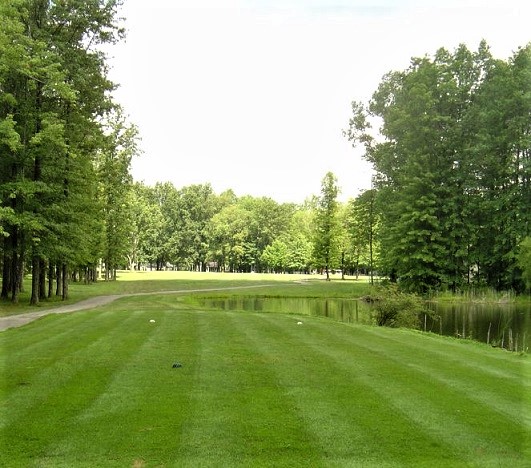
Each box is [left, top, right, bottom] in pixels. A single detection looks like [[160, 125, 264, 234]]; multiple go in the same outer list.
[[0, 271, 373, 317], [1, 293, 529, 467]]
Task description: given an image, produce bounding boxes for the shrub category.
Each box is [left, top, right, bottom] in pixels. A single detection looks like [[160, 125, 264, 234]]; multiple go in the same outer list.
[[364, 284, 427, 328]]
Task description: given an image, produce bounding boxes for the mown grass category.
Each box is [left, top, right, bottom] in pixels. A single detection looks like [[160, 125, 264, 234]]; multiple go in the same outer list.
[[1, 293, 529, 467], [0, 271, 373, 317]]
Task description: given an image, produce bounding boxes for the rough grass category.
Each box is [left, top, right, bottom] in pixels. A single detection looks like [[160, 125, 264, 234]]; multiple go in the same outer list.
[[1, 293, 529, 467]]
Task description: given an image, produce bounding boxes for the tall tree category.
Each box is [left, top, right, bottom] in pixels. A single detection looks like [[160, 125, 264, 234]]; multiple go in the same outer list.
[[346, 189, 378, 282], [97, 109, 139, 280], [313, 172, 340, 281], [346, 41, 530, 292], [1, 0, 127, 303]]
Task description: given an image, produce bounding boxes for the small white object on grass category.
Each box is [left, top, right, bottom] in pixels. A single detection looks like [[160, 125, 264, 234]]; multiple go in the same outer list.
[[149, 319, 156, 323], [297, 321, 303, 325]]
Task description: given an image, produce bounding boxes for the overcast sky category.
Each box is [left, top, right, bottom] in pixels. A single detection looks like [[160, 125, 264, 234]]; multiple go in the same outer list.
[[107, 0, 530, 203]]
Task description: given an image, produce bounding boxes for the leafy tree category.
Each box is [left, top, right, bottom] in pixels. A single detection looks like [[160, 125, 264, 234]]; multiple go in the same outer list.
[[313, 172, 340, 280], [345, 189, 379, 281], [346, 41, 530, 292], [97, 109, 139, 280], [261, 239, 288, 273], [208, 203, 252, 272], [1, 0, 127, 303], [173, 184, 219, 271], [261, 206, 313, 274]]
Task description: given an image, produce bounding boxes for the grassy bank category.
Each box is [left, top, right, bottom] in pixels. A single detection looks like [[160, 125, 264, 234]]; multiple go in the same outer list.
[[1, 293, 529, 467]]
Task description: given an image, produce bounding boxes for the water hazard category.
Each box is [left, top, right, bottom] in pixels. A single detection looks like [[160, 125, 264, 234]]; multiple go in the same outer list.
[[193, 297, 530, 351]]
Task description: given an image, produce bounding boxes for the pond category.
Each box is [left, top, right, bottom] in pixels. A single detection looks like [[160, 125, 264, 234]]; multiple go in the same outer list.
[[426, 302, 530, 351], [193, 297, 530, 352]]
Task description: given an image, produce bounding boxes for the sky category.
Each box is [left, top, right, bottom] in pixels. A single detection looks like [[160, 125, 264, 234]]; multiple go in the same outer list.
[[106, 0, 530, 203]]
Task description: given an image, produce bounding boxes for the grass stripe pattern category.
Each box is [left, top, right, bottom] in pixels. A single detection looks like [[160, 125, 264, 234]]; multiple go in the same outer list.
[[1, 294, 529, 467]]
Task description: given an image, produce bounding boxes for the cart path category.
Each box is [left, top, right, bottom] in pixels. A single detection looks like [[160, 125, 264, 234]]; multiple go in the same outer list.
[[0, 284, 280, 332]]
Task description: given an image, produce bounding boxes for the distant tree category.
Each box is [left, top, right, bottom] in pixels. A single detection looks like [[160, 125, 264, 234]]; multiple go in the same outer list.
[[170, 184, 218, 271], [313, 172, 340, 280], [97, 109, 139, 280], [208, 203, 252, 272], [345, 189, 378, 281], [288, 208, 314, 273], [261, 239, 288, 273]]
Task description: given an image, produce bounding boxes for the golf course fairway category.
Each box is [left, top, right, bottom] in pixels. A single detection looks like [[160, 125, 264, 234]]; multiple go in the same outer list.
[[1, 292, 529, 467]]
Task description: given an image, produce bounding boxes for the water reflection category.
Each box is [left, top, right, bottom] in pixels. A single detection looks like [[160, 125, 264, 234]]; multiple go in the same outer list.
[[426, 302, 530, 351], [195, 297, 374, 326], [194, 297, 530, 351]]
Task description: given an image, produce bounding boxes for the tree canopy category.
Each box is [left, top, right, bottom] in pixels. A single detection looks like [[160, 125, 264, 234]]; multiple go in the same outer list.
[[346, 41, 530, 292], [0, 0, 135, 303], [2, 18, 528, 305]]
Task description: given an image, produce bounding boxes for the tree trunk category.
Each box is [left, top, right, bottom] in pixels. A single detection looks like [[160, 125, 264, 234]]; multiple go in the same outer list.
[[39, 259, 46, 298], [56, 264, 62, 296], [62, 264, 68, 300], [11, 228, 25, 303], [1, 244, 11, 300], [48, 263, 54, 298], [11, 250, 21, 303], [30, 255, 40, 305], [341, 251, 345, 280]]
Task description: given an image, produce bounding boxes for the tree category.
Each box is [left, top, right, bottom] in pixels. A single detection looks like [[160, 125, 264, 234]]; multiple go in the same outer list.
[[97, 109, 139, 280], [261, 206, 313, 274], [261, 239, 288, 273], [346, 41, 530, 292], [1, 0, 128, 303], [172, 184, 218, 271], [313, 172, 340, 280], [345, 189, 378, 281], [208, 203, 252, 272]]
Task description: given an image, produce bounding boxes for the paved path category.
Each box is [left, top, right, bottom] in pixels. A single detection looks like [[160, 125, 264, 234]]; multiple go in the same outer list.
[[0, 284, 274, 332]]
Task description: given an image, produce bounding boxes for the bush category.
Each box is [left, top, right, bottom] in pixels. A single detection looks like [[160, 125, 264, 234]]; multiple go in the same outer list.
[[364, 284, 427, 328]]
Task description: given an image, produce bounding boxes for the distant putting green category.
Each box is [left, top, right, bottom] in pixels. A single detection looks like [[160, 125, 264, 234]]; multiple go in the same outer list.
[[1, 292, 529, 467]]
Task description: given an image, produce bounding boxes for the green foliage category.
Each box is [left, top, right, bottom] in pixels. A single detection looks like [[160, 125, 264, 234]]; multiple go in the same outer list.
[[0, 0, 131, 302], [344, 189, 379, 279], [347, 41, 531, 293], [517, 237, 531, 290], [365, 284, 428, 329], [313, 172, 341, 279]]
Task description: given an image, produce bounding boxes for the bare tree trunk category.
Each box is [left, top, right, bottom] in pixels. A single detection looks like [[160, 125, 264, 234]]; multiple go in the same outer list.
[[11, 250, 22, 303], [39, 259, 46, 299], [48, 263, 54, 298], [62, 264, 68, 300], [56, 264, 62, 296], [30, 255, 40, 305], [1, 245, 11, 300]]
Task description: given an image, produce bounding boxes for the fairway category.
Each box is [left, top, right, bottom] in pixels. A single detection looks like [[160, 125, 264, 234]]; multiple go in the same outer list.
[[1, 293, 529, 467]]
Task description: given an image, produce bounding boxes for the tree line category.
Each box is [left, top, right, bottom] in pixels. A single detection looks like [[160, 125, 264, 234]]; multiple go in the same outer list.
[[1, 2, 529, 304], [0, 0, 138, 303], [346, 41, 530, 293], [113, 177, 376, 281]]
